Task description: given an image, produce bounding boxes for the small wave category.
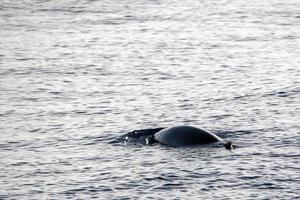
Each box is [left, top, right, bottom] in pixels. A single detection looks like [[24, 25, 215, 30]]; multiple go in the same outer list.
[[79, 133, 122, 146], [252, 182, 285, 190], [262, 86, 300, 98]]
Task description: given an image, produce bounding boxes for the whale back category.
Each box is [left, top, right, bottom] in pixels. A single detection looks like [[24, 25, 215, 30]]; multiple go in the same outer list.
[[154, 126, 223, 147]]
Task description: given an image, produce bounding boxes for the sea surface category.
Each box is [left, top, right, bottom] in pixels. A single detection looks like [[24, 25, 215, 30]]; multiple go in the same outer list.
[[0, 0, 300, 199]]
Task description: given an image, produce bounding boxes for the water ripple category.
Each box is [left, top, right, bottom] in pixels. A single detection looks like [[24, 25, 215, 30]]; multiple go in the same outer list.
[[1, 0, 299, 199]]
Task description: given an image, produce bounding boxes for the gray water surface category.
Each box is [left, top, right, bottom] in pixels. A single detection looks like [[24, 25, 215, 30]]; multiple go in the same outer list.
[[0, 0, 300, 199]]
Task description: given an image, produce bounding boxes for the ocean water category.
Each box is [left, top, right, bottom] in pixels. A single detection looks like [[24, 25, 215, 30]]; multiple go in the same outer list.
[[0, 0, 299, 199]]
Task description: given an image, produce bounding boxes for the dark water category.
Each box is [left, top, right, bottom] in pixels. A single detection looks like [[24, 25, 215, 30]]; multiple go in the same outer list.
[[1, 0, 300, 199]]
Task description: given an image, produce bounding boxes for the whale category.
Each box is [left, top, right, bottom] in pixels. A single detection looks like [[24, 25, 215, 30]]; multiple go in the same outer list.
[[125, 125, 233, 149], [153, 125, 223, 147]]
